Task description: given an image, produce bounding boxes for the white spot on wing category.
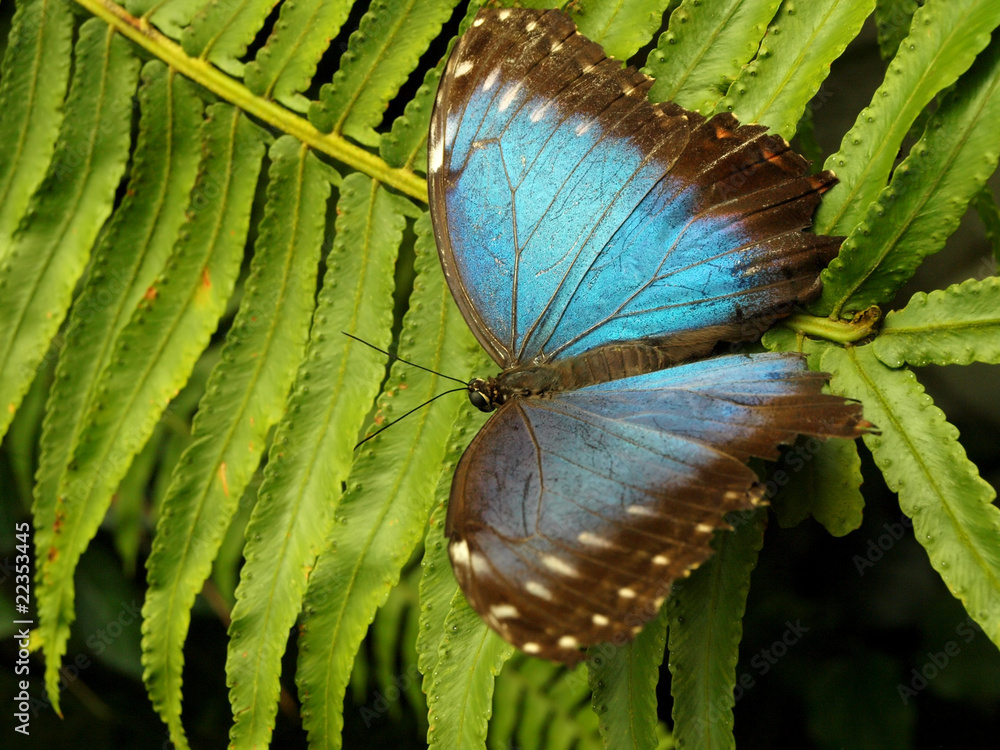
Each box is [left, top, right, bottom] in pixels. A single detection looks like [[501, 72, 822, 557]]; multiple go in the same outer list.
[[526, 20, 537, 32], [578, 531, 613, 548], [618, 587, 637, 599], [522, 642, 541, 654], [454, 60, 473, 78], [491, 604, 520, 619], [472, 16, 484, 27], [542, 554, 577, 577], [429, 138, 444, 173], [558, 635, 579, 649], [450, 539, 469, 566], [498, 83, 522, 112], [626, 505, 656, 517], [530, 102, 550, 123], [574, 120, 593, 136], [526, 580, 552, 600], [696, 523, 714, 534], [483, 68, 499, 92], [498, 8, 511, 20], [652, 554, 669, 566], [592, 614, 609, 626], [470, 552, 490, 576]]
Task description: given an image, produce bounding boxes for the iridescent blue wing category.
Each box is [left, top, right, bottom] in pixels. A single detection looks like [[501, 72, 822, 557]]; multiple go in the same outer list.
[[428, 8, 839, 369], [446, 353, 865, 662]]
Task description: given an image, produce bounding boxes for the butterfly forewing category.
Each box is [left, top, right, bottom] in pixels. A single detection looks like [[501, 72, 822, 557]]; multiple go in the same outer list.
[[429, 8, 840, 371]]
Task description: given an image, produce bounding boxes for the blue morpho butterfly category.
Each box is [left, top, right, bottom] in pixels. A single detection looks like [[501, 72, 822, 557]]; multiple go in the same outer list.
[[426, 7, 866, 663]]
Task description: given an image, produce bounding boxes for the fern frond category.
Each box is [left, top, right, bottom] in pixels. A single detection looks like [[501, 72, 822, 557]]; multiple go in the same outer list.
[[32, 62, 203, 654], [824, 345, 1000, 651], [40, 100, 266, 711], [244, 0, 353, 112], [644, 0, 780, 114], [666, 510, 767, 750], [0, 18, 137, 448], [296, 211, 480, 749], [141, 135, 332, 750], [0, 0, 73, 253], [226, 173, 409, 750], [573, 0, 673, 61], [310, 0, 463, 145], [816, 32, 1000, 315], [588, 600, 669, 750], [815, 0, 1000, 238], [873, 277, 1000, 367], [717, 0, 876, 139]]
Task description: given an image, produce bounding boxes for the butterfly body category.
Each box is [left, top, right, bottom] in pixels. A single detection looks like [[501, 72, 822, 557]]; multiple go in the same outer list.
[[429, 7, 867, 662]]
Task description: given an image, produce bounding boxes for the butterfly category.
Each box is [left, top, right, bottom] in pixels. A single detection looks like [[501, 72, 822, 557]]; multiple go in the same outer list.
[[427, 7, 867, 663]]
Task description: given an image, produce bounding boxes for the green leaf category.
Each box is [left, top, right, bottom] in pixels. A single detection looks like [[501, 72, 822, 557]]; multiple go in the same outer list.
[[823, 345, 1000, 651], [716, 0, 876, 138], [814, 31, 1000, 315], [426, 593, 514, 749], [295, 212, 481, 750], [380, 0, 484, 173], [141, 135, 332, 750], [875, 0, 921, 59], [310, 0, 462, 145], [381, 65, 443, 174], [0, 0, 74, 252], [814, 0, 1000, 237], [244, 0, 353, 113], [644, 0, 781, 113], [37, 102, 264, 711], [573, 0, 673, 61], [771, 437, 865, 537], [418, 496, 461, 683], [225, 173, 410, 750], [125, 0, 213, 38], [872, 277, 1000, 367], [667, 510, 767, 750], [32, 62, 203, 646], [181, 0, 276, 76], [0, 18, 137, 447], [588, 602, 669, 750]]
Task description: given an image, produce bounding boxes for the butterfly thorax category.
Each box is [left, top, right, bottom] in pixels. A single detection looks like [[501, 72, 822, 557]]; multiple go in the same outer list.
[[467, 339, 691, 413]]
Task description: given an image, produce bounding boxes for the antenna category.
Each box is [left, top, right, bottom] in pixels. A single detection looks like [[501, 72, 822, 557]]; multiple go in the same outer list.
[[342, 332, 472, 449], [355, 387, 468, 449], [342, 331, 469, 385]]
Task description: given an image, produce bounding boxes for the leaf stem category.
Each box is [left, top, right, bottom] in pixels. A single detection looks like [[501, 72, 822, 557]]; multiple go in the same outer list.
[[72, 0, 430, 203], [782, 306, 881, 343]]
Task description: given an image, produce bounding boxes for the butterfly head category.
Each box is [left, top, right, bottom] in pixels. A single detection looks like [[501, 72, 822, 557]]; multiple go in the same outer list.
[[467, 377, 504, 412]]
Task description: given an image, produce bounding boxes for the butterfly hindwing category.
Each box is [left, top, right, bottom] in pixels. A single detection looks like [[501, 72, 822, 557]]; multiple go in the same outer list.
[[446, 353, 865, 662], [429, 8, 840, 370]]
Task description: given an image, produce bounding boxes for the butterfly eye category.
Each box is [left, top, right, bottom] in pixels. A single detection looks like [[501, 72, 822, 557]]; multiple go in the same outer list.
[[468, 381, 496, 412]]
